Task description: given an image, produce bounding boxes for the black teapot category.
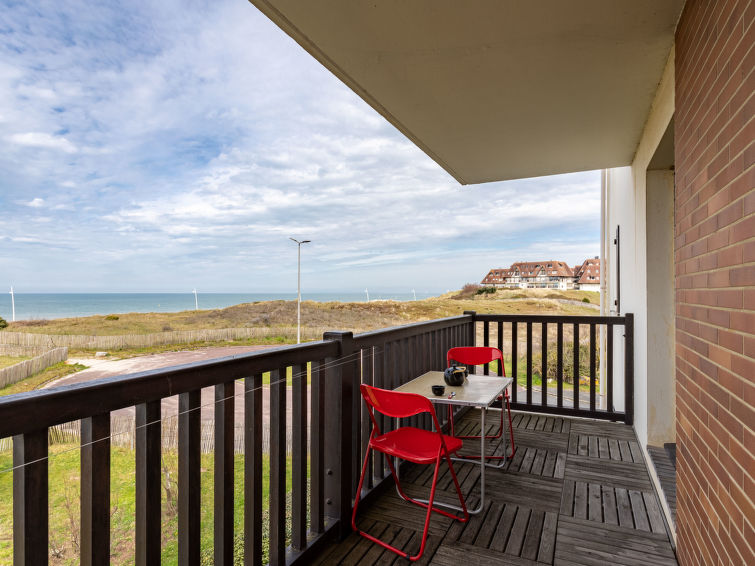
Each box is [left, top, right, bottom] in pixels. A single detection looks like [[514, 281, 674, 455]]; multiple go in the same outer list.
[[443, 362, 467, 386]]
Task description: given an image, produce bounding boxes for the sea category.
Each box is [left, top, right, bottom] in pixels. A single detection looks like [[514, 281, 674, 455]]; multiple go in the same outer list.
[[0, 291, 441, 321]]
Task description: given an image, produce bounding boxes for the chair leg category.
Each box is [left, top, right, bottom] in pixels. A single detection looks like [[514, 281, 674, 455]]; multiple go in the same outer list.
[[443, 452, 469, 521], [408, 456, 442, 561], [356, 451, 466, 562], [351, 444, 373, 532]]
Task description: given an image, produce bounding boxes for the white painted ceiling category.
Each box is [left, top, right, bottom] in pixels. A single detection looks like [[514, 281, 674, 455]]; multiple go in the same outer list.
[[250, 0, 684, 184]]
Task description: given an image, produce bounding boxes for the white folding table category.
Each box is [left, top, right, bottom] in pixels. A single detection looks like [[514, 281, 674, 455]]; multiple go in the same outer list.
[[395, 370, 513, 514]]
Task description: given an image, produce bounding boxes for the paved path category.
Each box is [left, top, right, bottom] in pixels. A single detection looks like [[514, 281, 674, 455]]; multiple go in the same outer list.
[[45, 345, 291, 425]]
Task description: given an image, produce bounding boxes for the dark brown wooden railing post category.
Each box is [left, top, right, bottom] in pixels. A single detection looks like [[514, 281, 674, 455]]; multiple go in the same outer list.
[[624, 313, 634, 425], [178, 391, 201, 566], [13, 429, 48, 566], [81, 414, 110, 566], [135, 401, 161, 566], [215, 382, 235, 566], [463, 311, 476, 347], [244, 373, 264, 565], [292, 362, 308, 551], [323, 331, 355, 539], [269, 367, 288, 564]]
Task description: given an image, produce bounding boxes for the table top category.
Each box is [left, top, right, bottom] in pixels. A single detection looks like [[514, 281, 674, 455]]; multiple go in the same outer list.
[[395, 371, 513, 407]]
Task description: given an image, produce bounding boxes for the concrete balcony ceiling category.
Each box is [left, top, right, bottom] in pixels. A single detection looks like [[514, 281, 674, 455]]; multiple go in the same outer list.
[[250, 0, 684, 184]]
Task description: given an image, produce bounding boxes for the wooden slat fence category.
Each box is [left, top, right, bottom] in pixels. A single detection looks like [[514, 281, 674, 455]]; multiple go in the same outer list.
[[0, 347, 68, 388], [0, 326, 329, 350]]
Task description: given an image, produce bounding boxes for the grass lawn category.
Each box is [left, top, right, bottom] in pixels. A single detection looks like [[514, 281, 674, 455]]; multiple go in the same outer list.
[[0, 362, 89, 397], [485, 359, 595, 393], [0, 355, 30, 369], [0, 444, 292, 565]]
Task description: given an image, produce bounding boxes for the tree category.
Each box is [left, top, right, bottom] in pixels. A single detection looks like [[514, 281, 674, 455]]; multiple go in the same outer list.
[[0, 316, 7, 329]]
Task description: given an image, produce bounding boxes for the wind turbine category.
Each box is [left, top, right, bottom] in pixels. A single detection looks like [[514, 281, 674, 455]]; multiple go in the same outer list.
[[365, 288, 369, 302], [412, 289, 416, 301], [9, 286, 15, 322], [193, 288, 198, 310]]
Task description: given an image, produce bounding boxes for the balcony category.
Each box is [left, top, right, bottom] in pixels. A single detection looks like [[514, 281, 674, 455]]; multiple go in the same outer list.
[[0, 311, 675, 566]]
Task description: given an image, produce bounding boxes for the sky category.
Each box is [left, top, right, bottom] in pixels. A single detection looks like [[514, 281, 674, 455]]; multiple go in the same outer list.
[[0, 0, 600, 294]]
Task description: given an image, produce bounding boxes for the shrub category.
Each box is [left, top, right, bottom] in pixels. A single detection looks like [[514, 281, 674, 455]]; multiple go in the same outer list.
[[0, 316, 7, 329], [475, 286, 497, 295], [104, 314, 119, 321], [454, 283, 481, 299], [582, 297, 591, 303]]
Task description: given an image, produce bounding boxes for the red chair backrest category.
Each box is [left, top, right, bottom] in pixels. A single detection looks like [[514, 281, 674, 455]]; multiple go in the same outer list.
[[447, 346, 505, 376], [360, 384, 434, 419]]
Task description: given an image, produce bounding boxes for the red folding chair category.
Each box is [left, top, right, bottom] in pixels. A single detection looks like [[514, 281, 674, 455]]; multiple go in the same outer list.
[[352, 384, 469, 561], [447, 346, 516, 458]]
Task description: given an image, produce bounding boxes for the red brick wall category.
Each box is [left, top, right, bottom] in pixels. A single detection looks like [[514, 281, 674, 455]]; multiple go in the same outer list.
[[674, 0, 754, 564]]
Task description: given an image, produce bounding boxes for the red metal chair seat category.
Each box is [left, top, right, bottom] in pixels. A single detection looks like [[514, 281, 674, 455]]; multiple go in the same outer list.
[[370, 426, 463, 464], [353, 384, 468, 561]]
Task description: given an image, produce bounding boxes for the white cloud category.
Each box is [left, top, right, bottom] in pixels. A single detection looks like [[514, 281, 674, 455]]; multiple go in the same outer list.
[[10, 132, 77, 153], [25, 198, 45, 208]]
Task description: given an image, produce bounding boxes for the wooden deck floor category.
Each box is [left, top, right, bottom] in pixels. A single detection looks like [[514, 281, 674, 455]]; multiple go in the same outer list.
[[313, 411, 678, 565]]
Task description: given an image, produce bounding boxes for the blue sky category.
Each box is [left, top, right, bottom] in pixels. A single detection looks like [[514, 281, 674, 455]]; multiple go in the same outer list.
[[0, 0, 600, 294]]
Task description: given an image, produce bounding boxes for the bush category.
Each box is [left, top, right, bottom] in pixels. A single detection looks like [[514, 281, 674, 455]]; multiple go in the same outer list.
[[104, 314, 119, 321], [454, 283, 481, 299], [0, 316, 7, 329], [475, 286, 497, 295], [582, 297, 591, 303]]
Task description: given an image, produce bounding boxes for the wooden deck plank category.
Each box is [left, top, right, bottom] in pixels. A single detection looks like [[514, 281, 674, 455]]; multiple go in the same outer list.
[[573, 482, 587, 519], [588, 436, 598, 458], [560, 480, 575, 516], [629, 490, 650, 532], [538, 511, 558, 564], [602, 485, 619, 525], [514, 428, 570, 452], [543, 451, 557, 477], [643, 492, 667, 535], [588, 483, 602, 522], [520, 447, 536, 474], [616, 488, 634, 528], [490, 503, 518, 552], [505, 506, 532, 556], [531, 449, 547, 476], [521, 509, 545, 561], [475, 501, 505, 548]]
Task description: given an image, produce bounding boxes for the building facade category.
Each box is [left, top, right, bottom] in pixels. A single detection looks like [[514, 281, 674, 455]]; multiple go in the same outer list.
[[481, 259, 601, 290]]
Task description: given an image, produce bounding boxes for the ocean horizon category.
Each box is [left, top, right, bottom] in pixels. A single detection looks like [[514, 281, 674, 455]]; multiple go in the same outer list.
[[0, 291, 442, 321]]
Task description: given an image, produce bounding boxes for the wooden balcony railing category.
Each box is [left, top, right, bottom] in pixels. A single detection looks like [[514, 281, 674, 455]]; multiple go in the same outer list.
[[0, 312, 631, 565]]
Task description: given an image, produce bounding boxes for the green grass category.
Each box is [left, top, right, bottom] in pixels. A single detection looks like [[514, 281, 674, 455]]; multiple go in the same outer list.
[[0, 355, 30, 369], [69, 335, 297, 360], [0, 362, 89, 397], [483, 359, 594, 392], [0, 444, 292, 565]]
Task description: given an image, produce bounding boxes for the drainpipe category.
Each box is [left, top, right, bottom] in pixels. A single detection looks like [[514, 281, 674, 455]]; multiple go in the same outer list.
[[599, 170, 608, 405]]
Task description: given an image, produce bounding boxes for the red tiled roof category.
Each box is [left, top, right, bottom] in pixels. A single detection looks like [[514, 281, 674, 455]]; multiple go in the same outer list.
[[574, 258, 601, 284], [510, 261, 573, 278], [481, 268, 512, 284]]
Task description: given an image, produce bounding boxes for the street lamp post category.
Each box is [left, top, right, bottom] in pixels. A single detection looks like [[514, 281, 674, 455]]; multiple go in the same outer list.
[[289, 238, 311, 344]]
